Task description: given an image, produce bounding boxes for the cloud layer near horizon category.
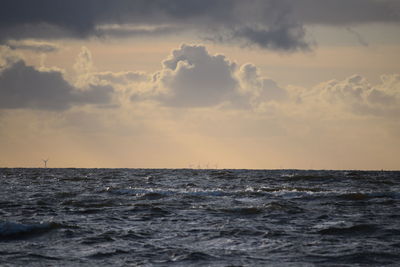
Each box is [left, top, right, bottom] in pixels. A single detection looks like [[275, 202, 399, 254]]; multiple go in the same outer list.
[[1, 0, 399, 51], [2, 43, 399, 118], [1, 43, 399, 169]]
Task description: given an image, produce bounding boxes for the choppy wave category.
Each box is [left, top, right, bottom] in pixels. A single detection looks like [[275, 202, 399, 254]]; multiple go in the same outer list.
[[0, 168, 399, 266], [316, 223, 378, 235], [0, 221, 62, 239]]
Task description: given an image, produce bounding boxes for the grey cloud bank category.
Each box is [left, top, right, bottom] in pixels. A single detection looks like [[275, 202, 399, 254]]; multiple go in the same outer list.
[[1, 0, 398, 51], [0, 60, 114, 110], [1, 42, 398, 116], [290, 0, 400, 25]]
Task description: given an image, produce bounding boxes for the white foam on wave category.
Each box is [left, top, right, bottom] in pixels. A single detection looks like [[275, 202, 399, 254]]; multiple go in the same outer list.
[[106, 186, 332, 199], [312, 220, 349, 230], [106, 187, 227, 197], [106, 186, 400, 200]]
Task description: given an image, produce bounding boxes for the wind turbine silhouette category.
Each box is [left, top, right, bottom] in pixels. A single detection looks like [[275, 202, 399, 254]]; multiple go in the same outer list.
[[42, 158, 49, 168]]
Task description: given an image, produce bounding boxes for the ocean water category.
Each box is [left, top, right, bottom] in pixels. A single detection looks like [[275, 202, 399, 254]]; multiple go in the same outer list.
[[0, 168, 399, 266]]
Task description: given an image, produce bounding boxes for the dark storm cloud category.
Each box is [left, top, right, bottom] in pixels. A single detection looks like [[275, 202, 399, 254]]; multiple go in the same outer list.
[[0, 0, 231, 39], [231, 24, 309, 51], [0, 60, 114, 110], [0, 0, 399, 51], [289, 0, 400, 25]]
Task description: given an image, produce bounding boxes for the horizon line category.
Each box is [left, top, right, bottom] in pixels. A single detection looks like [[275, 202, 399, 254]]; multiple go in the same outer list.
[[0, 166, 398, 172]]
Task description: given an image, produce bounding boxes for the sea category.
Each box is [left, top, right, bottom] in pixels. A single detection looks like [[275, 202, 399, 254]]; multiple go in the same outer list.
[[0, 168, 399, 266]]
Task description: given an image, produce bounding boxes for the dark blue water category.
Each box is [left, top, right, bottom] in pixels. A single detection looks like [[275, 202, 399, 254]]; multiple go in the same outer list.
[[1, 168, 399, 266]]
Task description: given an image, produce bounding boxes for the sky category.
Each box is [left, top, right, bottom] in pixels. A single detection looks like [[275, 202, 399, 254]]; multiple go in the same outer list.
[[0, 0, 400, 169]]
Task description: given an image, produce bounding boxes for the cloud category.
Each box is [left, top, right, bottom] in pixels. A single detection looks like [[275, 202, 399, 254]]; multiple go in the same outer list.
[[304, 74, 400, 117], [1, 42, 399, 170], [290, 0, 400, 25], [0, 0, 309, 51], [0, 1, 374, 51], [0, 46, 19, 69], [345, 27, 369, 47], [92, 71, 147, 85], [228, 24, 310, 52], [73, 46, 93, 74], [71, 46, 148, 94], [0, 59, 115, 110], [132, 44, 288, 108], [6, 40, 60, 53], [3, 40, 396, 119], [147, 44, 239, 107], [239, 63, 288, 103], [95, 24, 184, 38], [1, 0, 398, 51]]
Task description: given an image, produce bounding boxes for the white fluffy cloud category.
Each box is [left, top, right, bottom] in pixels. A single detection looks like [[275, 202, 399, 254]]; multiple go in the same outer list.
[[132, 44, 288, 108], [306, 74, 400, 117], [238, 63, 288, 104], [151, 44, 239, 107]]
